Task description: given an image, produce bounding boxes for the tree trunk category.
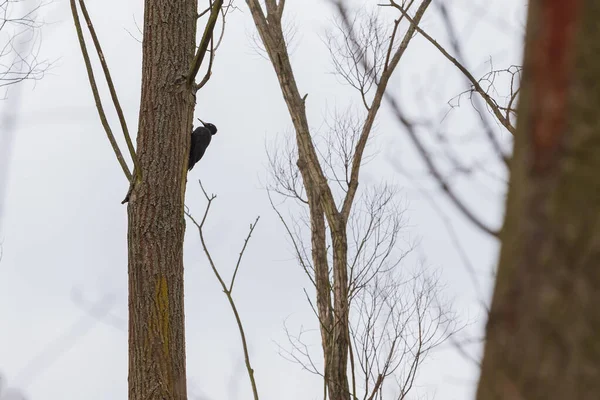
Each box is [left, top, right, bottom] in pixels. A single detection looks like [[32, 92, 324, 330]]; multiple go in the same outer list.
[[330, 228, 350, 400], [127, 1, 198, 399], [477, 1, 600, 399]]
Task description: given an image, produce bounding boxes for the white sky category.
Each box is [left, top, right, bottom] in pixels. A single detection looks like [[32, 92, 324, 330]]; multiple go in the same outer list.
[[0, 0, 525, 399]]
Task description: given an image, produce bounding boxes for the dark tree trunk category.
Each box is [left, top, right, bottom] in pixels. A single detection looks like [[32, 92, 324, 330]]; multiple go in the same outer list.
[[329, 226, 350, 400], [477, 1, 600, 399], [127, 1, 198, 399]]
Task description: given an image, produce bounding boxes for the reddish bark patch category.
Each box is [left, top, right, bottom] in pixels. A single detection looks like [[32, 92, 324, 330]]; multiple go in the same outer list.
[[529, 0, 582, 173]]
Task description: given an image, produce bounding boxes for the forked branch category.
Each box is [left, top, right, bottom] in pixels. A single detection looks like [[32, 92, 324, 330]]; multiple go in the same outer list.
[[185, 180, 261, 400]]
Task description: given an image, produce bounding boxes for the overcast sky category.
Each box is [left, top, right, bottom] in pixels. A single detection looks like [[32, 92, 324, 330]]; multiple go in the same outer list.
[[0, 0, 525, 399]]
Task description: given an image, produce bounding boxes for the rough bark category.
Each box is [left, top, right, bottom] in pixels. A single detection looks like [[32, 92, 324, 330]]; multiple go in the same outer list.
[[245, 3, 351, 397], [309, 182, 334, 363], [127, 1, 198, 399], [477, 1, 600, 399]]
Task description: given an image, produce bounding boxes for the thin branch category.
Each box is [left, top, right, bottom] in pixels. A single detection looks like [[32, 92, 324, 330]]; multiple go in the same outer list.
[[383, 18, 400, 71], [506, 86, 520, 124], [0, 0, 49, 93], [386, 0, 516, 136], [230, 216, 260, 293], [78, 0, 139, 178], [198, 5, 211, 19], [409, 174, 488, 309], [213, 2, 232, 51], [267, 191, 316, 287], [69, 0, 131, 181], [340, 0, 432, 222], [385, 94, 498, 236], [333, 0, 498, 237], [194, 33, 214, 91], [185, 180, 260, 400], [349, 334, 358, 399], [194, 0, 235, 91], [187, 0, 223, 87], [436, 3, 509, 165]]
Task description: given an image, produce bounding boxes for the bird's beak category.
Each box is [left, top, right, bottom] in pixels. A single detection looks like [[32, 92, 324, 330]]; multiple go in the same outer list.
[[197, 118, 207, 126]]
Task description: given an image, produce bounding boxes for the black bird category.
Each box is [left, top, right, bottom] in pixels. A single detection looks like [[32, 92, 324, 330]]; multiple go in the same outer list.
[[188, 118, 217, 171]]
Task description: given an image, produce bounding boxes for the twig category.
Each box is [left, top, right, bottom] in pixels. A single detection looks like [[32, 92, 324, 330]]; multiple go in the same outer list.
[[436, 2, 509, 165], [69, 0, 131, 181], [198, 5, 211, 19], [333, 0, 498, 237], [230, 216, 260, 292], [267, 191, 316, 287], [185, 180, 261, 400], [386, 0, 516, 136]]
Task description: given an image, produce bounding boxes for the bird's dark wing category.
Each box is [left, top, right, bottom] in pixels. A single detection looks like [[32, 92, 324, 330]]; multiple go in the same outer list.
[[188, 126, 212, 171]]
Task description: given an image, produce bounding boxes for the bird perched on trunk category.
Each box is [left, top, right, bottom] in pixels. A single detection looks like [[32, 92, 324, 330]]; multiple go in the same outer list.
[[188, 118, 217, 171]]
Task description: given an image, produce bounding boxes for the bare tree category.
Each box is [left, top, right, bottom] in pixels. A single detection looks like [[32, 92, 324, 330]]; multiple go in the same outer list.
[[350, 269, 454, 400], [0, 0, 49, 96], [323, 1, 519, 378], [0, 0, 50, 229], [69, 0, 233, 398], [246, 1, 460, 398], [269, 116, 456, 399]]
